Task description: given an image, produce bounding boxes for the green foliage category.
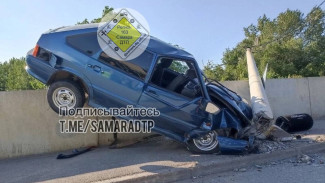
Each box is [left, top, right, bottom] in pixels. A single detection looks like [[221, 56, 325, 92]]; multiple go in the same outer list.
[[205, 7, 325, 81], [0, 57, 46, 91], [76, 18, 90, 25], [203, 61, 225, 81], [0, 62, 9, 91], [77, 6, 115, 24], [169, 60, 189, 74]]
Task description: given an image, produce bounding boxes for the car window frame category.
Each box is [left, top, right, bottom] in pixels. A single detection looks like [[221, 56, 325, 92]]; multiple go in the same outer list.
[[66, 32, 101, 56], [148, 56, 204, 100], [95, 50, 156, 82]]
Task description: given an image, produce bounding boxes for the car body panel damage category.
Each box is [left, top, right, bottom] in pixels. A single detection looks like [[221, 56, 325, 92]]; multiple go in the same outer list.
[[217, 136, 249, 154], [186, 82, 254, 153]]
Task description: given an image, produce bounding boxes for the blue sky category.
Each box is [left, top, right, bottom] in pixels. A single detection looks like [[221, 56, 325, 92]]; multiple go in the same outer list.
[[0, 0, 322, 68]]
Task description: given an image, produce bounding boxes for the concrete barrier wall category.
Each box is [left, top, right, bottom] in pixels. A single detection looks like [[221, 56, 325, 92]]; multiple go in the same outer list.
[[0, 90, 154, 159], [0, 77, 324, 159], [266, 78, 311, 118], [221, 77, 325, 119], [309, 77, 325, 119], [0, 90, 98, 159]]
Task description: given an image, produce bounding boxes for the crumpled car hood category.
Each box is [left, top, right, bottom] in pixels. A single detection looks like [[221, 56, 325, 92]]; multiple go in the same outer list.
[[187, 83, 253, 139], [206, 83, 253, 128]]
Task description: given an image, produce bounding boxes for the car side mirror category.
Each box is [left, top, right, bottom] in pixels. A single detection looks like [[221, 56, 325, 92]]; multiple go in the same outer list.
[[205, 102, 220, 114]]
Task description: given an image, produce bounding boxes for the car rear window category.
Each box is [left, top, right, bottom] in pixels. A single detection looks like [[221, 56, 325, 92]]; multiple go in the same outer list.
[[66, 32, 101, 56], [98, 51, 154, 80]]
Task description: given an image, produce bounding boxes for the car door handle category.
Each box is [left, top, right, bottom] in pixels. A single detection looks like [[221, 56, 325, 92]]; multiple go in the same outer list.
[[147, 89, 157, 95], [87, 64, 102, 72], [92, 65, 101, 73]]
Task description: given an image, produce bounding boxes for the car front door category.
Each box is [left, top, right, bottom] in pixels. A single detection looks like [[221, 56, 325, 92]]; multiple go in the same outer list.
[[137, 57, 208, 140]]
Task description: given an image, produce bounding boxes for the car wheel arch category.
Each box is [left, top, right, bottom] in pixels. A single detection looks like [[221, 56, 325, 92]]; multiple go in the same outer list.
[[47, 70, 91, 96]]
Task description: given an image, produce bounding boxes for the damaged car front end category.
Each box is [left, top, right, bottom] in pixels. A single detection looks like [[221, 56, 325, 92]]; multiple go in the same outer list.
[[184, 78, 255, 154]]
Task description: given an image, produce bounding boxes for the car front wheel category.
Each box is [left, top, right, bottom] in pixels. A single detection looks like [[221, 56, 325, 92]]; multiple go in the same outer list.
[[187, 131, 219, 154], [47, 80, 85, 114]]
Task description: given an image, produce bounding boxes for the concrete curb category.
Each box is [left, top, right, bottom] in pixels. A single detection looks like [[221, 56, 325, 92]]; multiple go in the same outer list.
[[105, 142, 325, 183]]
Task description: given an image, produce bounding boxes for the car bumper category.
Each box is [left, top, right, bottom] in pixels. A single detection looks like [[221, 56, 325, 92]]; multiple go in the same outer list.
[[25, 55, 56, 84]]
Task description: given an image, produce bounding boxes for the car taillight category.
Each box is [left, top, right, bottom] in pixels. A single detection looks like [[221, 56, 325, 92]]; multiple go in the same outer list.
[[32, 45, 51, 61], [32, 44, 40, 57]]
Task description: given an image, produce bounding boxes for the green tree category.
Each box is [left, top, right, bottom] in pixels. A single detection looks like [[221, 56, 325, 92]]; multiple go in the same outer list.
[[205, 7, 325, 81], [169, 60, 189, 74], [0, 61, 9, 91], [76, 18, 90, 25], [4, 57, 46, 91], [77, 6, 114, 24], [203, 61, 225, 81]]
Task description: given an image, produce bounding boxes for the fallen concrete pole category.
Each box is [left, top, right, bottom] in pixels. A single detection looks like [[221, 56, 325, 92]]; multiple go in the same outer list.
[[246, 48, 274, 120]]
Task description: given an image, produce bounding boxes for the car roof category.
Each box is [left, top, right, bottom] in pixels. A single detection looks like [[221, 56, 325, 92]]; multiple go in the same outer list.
[[50, 23, 195, 60], [146, 36, 194, 60]]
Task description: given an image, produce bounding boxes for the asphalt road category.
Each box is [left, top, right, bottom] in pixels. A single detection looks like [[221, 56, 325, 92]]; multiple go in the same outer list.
[[0, 136, 226, 183], [0, 120, 324, 183], [178, 153, 325, 183]]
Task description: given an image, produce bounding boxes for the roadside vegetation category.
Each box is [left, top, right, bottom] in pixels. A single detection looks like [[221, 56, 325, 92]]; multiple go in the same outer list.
[[204, 6, 325, 81], [0, 6, 324, 91]]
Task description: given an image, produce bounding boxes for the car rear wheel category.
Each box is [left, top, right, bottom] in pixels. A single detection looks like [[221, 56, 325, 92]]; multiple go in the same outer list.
[[187, 131, 219, 154], [47, 80, 85, 115]]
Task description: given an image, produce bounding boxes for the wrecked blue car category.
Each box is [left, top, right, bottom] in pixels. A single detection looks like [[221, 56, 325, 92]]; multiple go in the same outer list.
[[26, 24, 253, 154]]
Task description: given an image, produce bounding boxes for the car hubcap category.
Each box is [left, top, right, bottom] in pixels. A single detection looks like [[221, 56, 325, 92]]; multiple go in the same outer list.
[[52, 87, 76, 109], [193, 131, 218, 151]]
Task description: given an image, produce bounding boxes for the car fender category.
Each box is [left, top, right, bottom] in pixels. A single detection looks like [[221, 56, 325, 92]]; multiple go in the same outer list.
[[47, 67, 94, 102]]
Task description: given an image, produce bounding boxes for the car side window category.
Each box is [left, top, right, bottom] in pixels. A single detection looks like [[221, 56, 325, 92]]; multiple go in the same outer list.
[[98, 51, 154, 80], [150, 58, 202, 98], [66, 32, 101, 56], [168, 60, 189, 74]]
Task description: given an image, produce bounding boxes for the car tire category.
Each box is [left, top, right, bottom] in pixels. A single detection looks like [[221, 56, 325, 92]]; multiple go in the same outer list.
[[47, 80, 85, 115], [187, 131, 220, 154]]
